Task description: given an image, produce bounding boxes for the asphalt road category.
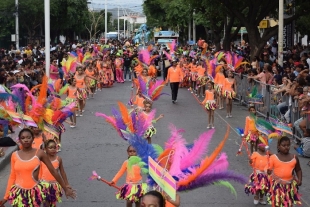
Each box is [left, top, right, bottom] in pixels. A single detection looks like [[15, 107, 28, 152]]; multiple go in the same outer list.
[[0, 80, 309, 207]]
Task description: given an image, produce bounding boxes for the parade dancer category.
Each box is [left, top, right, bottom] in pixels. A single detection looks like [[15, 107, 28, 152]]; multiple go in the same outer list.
[[244, 139, 270, 205], [0, 129, 76, 207], [267, 136, 302, 207], [223, 70, 236, 117], [110, 146, 148, 207], [201, 81, 216, 129], [115, 53, 124, 83], [166, 60, 183, 104], [40, 140, 72, 207]]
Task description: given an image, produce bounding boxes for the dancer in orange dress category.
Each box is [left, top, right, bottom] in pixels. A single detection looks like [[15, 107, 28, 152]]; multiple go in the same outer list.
[[115, 53, 124, 83], [223, 70, 236, 118], [267, 136, 302, 207], [66, 78, 78, 127], [0, 129, 76, 207], [189, 59, 198, 94], [196, 61, 207, 98], [110, 146, 147, 207], [214, 66, 225, 109], [40, 140, 72, 207], [19, 127, 46, 150], [85, 62, 96, 99], [201, 81, 216, 129]]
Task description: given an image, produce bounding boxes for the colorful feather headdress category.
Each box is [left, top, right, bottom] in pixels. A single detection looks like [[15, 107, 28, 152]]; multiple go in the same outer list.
[[149, 124, 247, 194]]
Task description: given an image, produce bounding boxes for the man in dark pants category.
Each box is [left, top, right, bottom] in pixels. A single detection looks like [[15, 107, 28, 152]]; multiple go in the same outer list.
[[166, 60, 183, 104], [161, 47, 170, 81]]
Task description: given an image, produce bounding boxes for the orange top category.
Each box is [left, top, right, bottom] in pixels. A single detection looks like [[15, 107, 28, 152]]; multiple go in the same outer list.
[[85, 69, 95, 76], [112, 160, 142, 184], [269, 154, 296, 181], [96, 60, 102, 71], [19, 136, 43, 150], [166, 66, 183, 83], [251, 152, 268, 171], [202, 90, 215, 105], [190, 65, 198, 73], [40, 157, 59, 182], [67, 87, 77, 99], [5, 150, 41, 199], [75, 76, 85, 89], [133, 95, 145, 108], [223, 78, 234, 91], [197, 66, 205, 77], [214, 73, 225, 85], [244, 116, 257, 135]]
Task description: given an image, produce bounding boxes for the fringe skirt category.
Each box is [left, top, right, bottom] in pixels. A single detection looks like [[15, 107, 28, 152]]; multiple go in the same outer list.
[[44, 182, 62, 207], [244, 172, 270, 196], [215, 84, 223, 94], [205, 100, 217, 110], [116, 183, 147, 203], [76, 88, 87, 100], [223, 90, 236, 99], [144, 126, 157, 138], [267, 179, 301, 207], [8, 182, 48, 207]]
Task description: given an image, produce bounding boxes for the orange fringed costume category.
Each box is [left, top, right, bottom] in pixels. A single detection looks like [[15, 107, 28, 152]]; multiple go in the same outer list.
[[4, 149, 47, 207], [112, 159, 147, 203], [223, 78, 236, 99], [267, 155, 301, 206], [201, 90, 216, 110], [244, 116, 263, 143], [214, 72, 225, 94], [40, 157, 62, 206]]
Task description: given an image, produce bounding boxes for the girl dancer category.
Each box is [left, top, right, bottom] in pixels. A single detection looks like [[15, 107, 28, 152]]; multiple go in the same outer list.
[[85, 62, 96, 99], [223, 70, 236, 118], [141, 99, 164, 144], [19, 127, 46, 150], [244, 139, 269, 205], [141, 191, 165, 207], [66, 78, 77, 127], [115, 53, 124, 83], [267, 136, 302, 207], [201, 81, 216, 129], [110, 146, 147, 207], [0, 129, 76, 207], [243, 106, 262, 153], [74, 66, 98, 116], [214, 66, 225, 109], [40, 139, 72, 207], [196, 61, 206, 98]]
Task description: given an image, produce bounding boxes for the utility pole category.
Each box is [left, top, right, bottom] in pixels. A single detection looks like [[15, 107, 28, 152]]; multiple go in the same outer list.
[[193, 11, 196, 43], [117, 2, 119, 40], [15, 0, 19, 49], [44, 0, 50, 78], [188, 19, 191, 42], [105, 0, 107, 44], [278, 0, 284, 67]]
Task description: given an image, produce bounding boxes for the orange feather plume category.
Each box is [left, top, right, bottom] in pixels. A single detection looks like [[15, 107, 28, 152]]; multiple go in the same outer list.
[[117, 101, 134, 133], [177, 125, 230, 187], [206, 59, 211, 76], [157, 149, 173, 170], [215, 65, 223, 73], [38, 76, 48, 105], [147, 44, 153, 52]]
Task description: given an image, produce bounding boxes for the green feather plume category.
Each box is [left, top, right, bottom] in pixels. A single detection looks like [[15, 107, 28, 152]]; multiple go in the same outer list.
[[249, 85, 257, 98], [58, 84, 69, 96], [152, 144, 164, 156], [213, 181, 237, 197], [128, 156, 148, 175]]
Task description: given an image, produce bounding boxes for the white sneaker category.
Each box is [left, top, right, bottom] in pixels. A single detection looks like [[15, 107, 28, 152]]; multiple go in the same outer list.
[[259, 200, 267, 205], [226, 115, 229, 118], [229, 114, 232, 118], [254, 199, 259, 205]]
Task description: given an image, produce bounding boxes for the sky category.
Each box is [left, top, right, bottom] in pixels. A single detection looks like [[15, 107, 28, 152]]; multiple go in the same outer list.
[[87, 0, 144, 13]]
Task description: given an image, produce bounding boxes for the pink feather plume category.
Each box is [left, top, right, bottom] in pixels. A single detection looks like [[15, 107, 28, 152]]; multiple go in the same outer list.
[[169, 138, 188, 176], [198, 153, 229, 177], [180, 130, 215, 170], [163, 50, 172, 61], [165, 124, 185, 150]]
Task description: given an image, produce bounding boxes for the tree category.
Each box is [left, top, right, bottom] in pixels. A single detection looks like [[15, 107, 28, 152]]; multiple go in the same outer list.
[[0, 0, 15, 44], [113, 19, 128, 31], [85, 11, 105, 40], [216, 0, 310, 59]]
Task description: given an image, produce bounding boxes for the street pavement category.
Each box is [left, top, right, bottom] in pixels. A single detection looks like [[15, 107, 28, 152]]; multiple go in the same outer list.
[[0, 80, 310, 207]]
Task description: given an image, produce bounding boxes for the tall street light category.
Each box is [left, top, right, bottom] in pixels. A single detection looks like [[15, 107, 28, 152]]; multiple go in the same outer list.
[[15, 0, 19, 49], [105, 0, 107, 44], [278, 0, 284, 67], [44, 0, 50, 78]]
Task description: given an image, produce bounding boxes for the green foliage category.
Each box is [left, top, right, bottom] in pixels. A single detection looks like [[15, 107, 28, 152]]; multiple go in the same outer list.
[[296, 15, 310, 37]]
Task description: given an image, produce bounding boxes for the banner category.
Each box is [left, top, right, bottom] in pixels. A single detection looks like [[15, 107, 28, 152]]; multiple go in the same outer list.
[[148, 156, 176, 201]]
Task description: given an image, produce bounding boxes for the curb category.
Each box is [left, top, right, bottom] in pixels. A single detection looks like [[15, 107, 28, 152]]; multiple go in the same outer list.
[[0, 145, 18, 171]]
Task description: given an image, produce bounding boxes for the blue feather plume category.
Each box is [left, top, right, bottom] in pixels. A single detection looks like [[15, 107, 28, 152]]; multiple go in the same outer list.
[[235, 128, 244, 136], [0, 93, 22, 107]]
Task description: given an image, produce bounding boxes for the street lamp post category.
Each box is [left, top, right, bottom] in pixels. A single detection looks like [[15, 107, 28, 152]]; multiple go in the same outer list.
[[105, 0, 107, 44], [278, 0, 284, 67], [15, 0, 19, 49], [44, 0, 50, 78], [118, 5, 120, 40]]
